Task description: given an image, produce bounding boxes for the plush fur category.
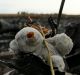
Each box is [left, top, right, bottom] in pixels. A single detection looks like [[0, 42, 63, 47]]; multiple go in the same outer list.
[[9, 27, 73, 72]]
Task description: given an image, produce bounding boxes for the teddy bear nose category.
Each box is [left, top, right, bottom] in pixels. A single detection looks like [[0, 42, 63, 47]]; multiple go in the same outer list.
[[27, 32, 34, 38]]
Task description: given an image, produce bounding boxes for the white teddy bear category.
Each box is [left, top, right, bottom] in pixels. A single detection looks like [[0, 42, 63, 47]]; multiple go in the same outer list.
[[9, 27, 73, 72]]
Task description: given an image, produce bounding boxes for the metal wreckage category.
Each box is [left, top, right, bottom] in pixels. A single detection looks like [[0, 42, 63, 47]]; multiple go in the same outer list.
[[0, 0, 80, 75]]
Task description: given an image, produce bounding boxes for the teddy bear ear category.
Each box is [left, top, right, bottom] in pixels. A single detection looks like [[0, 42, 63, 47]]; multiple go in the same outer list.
[[46, 33, 73, 56], [54, 33, 73, 56]]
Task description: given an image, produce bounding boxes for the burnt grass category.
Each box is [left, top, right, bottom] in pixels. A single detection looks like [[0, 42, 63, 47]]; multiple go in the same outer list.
[[0, 13, 80, 75]]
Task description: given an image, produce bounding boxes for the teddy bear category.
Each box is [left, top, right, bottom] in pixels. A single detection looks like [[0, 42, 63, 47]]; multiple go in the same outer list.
[[9, 27, 73, 72]]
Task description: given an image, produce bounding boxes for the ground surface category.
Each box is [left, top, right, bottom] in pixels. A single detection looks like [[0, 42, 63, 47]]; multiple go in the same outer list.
[[0, 14, 80, 75]]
